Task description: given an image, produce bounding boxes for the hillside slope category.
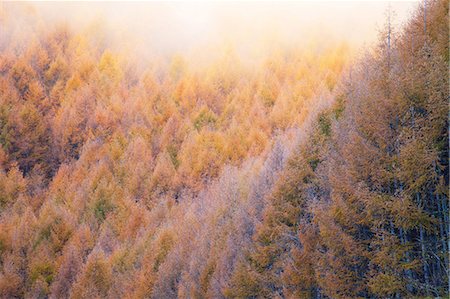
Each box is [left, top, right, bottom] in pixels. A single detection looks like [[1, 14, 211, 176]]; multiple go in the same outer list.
[[0, 1, 448, 298], [226, 1, 448, 297]]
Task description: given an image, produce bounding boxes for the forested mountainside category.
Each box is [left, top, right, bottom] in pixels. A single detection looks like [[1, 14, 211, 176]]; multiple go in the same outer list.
[[0, 1, 448, 298]]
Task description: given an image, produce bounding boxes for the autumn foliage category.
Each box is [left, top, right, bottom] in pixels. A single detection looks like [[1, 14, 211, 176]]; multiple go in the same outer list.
[[0, 1, 448, 298]]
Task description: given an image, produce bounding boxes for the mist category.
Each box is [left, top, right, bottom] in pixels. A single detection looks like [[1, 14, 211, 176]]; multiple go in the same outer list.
[[2, 1, 419, 63]]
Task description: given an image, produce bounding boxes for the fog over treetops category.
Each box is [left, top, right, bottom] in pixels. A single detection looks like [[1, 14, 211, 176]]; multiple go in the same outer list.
[[2, 1, 418, 59], [0, 1, 448, 298]]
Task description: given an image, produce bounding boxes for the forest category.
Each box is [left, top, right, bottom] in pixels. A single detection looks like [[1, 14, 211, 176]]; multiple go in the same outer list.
[[0, 0, 448, 298]]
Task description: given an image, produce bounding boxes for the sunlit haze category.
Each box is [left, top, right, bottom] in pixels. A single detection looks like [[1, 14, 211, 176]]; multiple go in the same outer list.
[[2, 1, 419, 60]]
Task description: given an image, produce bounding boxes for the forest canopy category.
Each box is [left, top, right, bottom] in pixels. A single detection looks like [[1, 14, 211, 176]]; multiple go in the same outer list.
[[0, 1, 448, 298]]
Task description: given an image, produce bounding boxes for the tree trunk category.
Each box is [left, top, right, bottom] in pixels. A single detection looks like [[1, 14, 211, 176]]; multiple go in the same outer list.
[[417, 192, 430, 296]]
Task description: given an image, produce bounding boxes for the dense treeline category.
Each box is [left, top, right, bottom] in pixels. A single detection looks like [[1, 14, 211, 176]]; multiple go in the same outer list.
[[228, 0, 449, 297], [0, 3, 347, 298], [0, 1, 448, 298]]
